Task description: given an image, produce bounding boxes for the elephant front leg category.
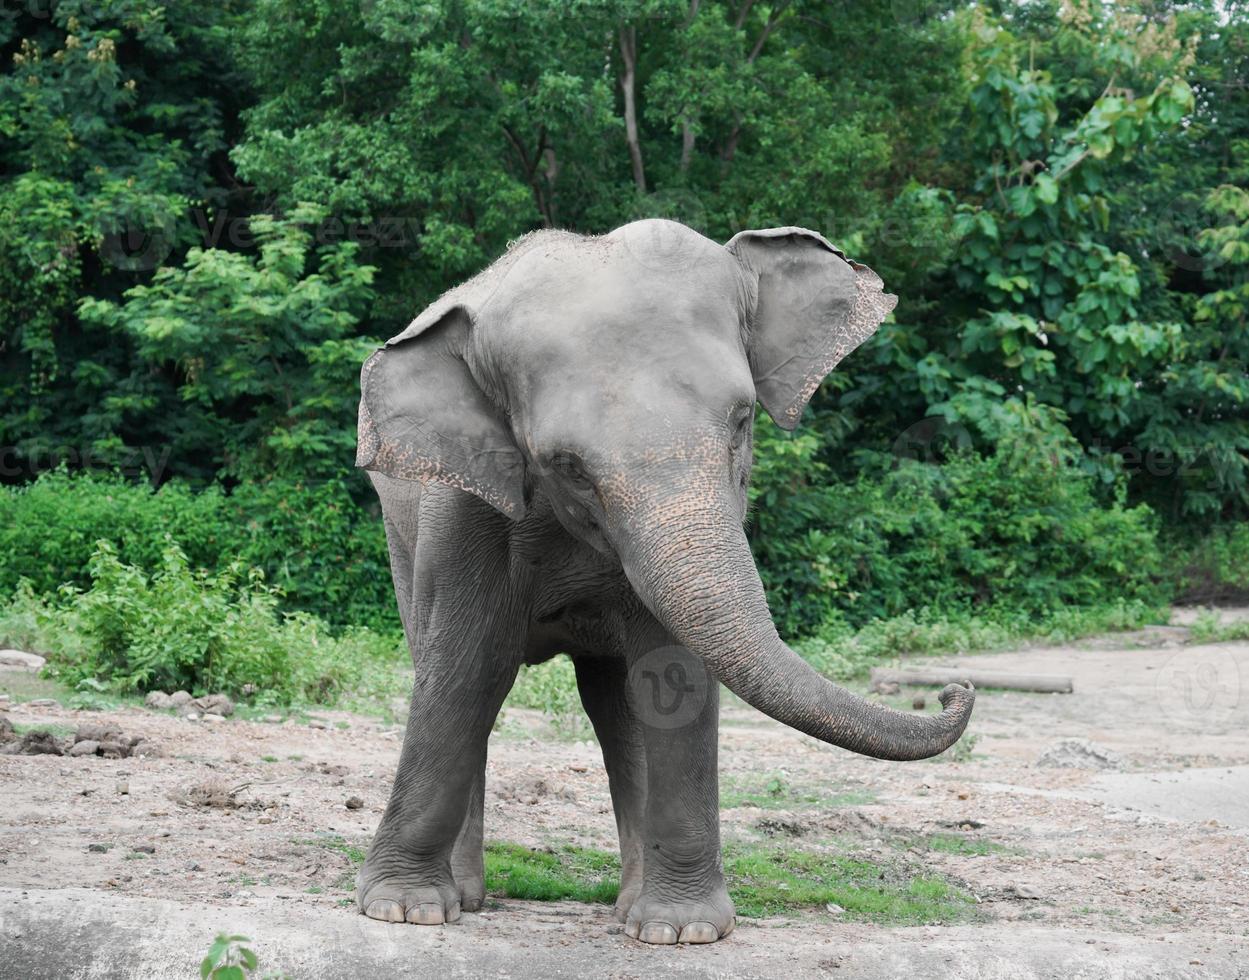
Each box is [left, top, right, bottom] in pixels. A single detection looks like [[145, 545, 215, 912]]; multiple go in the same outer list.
[[450, 767, 486, 912], [359, 656, 517, 925], [573, 655, 646, 921], [625, 636, 735, 944]]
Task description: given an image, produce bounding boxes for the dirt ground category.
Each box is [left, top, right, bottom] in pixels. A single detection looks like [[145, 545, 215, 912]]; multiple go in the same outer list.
[[1, 614, 1247, 979]]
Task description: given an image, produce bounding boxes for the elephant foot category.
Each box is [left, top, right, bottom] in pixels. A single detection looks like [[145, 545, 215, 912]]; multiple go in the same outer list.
[[622, 878, 736, 944], [457, 879, 485, 913], [613, 873, 643, 923], [357, 861, 462, 925]]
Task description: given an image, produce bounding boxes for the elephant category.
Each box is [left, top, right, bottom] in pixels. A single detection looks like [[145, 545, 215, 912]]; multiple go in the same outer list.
[[353, 219, 976, 944]]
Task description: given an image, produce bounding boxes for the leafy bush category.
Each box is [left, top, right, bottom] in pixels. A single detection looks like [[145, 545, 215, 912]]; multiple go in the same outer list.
[[17, 540, 403, 704], [0, 469, 396, 631], [1166, 523, 1249, 604], [505, 657, 590, 738], [751, 421, 1166, 638]]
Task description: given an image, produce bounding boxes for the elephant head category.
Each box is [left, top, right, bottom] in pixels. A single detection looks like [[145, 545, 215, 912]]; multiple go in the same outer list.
[[357, 220, 974, 761]]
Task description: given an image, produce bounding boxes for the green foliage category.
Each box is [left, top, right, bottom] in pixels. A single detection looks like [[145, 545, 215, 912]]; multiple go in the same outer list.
[[21, 540, 403, 703], [0, 0, 250, 478], [1186, 612, 1249, 645], [78, 206, 377, 480], [504, 656, 589, 738], [752, 418, 1163, 638], [2, 0, 1247, 687], [1167, 523, 1249, 604], [0, 469, 395, 631], [200, 933, 283, 980]]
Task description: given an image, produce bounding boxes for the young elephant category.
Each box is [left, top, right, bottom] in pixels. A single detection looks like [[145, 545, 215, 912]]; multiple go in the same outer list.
[[355, 219, 975, 943]]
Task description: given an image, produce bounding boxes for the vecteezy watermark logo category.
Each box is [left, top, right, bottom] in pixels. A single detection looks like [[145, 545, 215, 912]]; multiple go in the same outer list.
[[628, 645, 711, 730], [98, 205, 177, 272], [1155, 647, 1243, 726], [891, 416, 972, 465]]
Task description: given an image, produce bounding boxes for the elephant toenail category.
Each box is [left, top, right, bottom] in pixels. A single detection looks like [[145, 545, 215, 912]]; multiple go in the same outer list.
[[677, 921, 719, 944], [365, 900, 405, 923], [444, 901, 462, 923], [637, 921, 679, 945], [406, 902, 445, 925], [722, 916, 736, 937]]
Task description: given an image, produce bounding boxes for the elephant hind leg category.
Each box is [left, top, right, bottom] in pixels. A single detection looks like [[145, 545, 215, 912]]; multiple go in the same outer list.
[[574, 655, 647, 921]]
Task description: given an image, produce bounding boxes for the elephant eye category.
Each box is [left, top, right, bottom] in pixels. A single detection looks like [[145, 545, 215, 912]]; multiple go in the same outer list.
[[730, 412, 752, 450], [551, 452, 593, 490]]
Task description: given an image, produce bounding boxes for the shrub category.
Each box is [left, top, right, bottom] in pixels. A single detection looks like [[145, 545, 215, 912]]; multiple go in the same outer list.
[[1166, 523, 1249, 605], [24, 540, 403, 704], [750, 424, 1166, 637], [0, 469, 396, 631]]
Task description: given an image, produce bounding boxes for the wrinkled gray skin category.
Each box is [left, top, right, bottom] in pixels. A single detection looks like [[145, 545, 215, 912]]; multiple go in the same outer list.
[[354, 220, 975, 944]]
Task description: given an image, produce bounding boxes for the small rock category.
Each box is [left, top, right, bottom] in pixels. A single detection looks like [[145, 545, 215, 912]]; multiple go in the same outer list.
[[345, 796, 364, 810], [132, 844, 156, 855], [877, 681, 901, 696], [27, 698, 58, 708], [116, 781, 129, 795], [0, 650, 46, 669], [202, 713, 226, 723], [76, 723, 121, 744], [1003, 884, 1042, 900], [825, 903, 845, 914], [169, 691, 193, 707], [184, 712, 201, 723], [98, 740, 130, 759], [195, 694, 235, 717], [87, 843, 111, 853], [17, 731, 63, 755], [912, 695, 926, 710], [68, 740, 100, 757], [261, 714, 283, 724], [0, 693, 11, 703], [144, 691, 174, 710], [308, 719, 328, 730], [0, 714, 14, 742], [185, 861, 201, 871]]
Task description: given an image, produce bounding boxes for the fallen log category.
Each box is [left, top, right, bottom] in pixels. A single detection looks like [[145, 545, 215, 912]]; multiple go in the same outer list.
[[869, 666, 1074, 694]]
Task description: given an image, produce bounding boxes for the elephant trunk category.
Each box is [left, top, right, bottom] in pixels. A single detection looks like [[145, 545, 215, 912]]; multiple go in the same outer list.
[[608, 480, 975, 761]]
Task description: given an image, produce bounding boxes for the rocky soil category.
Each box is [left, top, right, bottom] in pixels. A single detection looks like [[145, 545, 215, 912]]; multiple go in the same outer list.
[[1, 616, 1247, 978]]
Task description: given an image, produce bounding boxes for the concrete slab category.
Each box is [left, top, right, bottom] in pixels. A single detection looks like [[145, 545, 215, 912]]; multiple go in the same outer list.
[[1, 888, 1244, 980]]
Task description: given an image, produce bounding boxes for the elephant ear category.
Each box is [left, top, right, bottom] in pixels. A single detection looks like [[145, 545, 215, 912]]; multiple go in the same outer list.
[[726, 227, 897, 430], [356, 302, 526, 520]]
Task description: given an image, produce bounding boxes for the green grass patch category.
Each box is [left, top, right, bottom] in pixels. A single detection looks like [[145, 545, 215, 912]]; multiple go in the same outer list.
[[1187, 611, 1249, 644], [908, 832, 1007, 857], [12, 722, 74, 739], [723, 845, 974, 922], [485, 842, 619, 903], [479, 841, 972, 924]]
